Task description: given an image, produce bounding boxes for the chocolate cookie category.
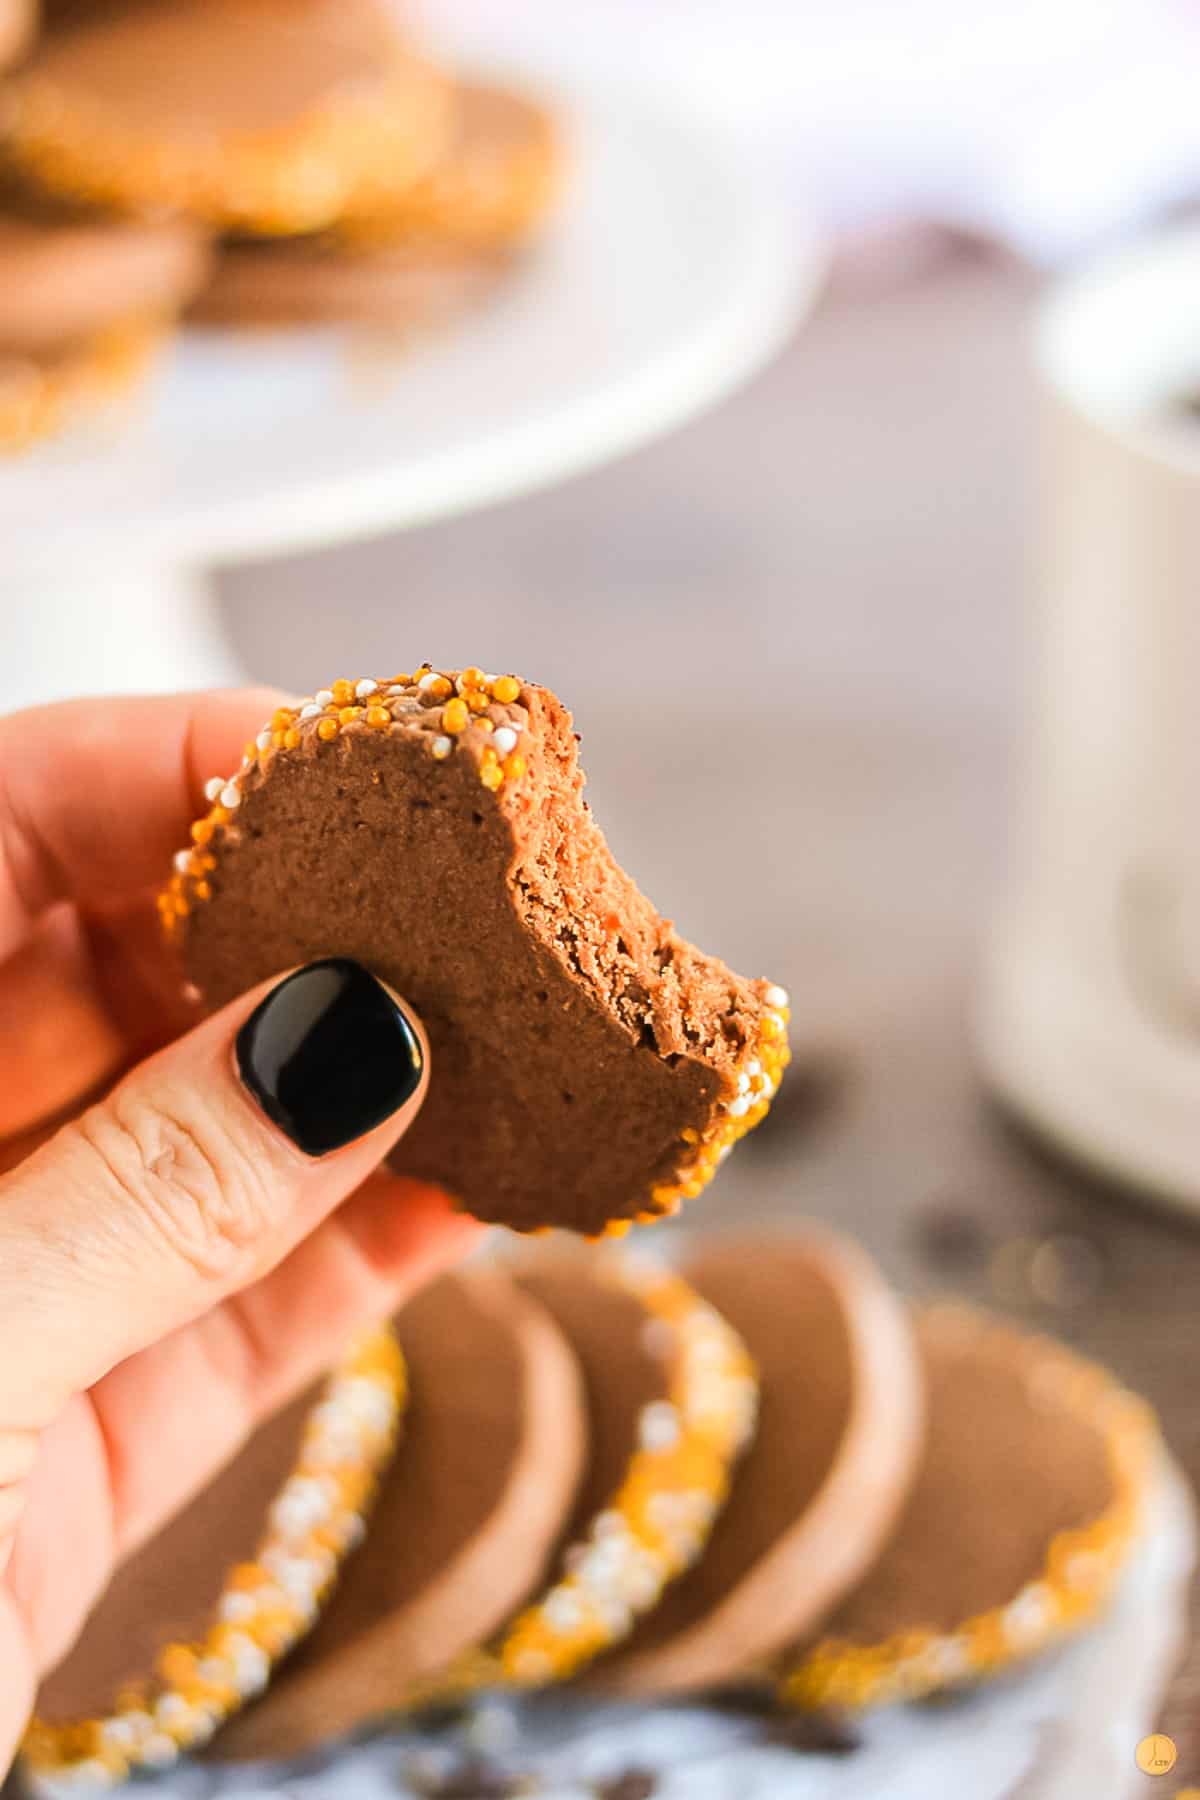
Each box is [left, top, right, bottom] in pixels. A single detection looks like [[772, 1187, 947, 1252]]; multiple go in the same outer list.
[[6, 0, 451, 235], [780, 1305, 1159, 1711], [191, 237, 504, 329], [163, 671, 789, 1235], [22, 1328, 405, 1789], [339, 79, 561, 250], [588, 1231, 923, 1697], [211, 1268, 586, 1759], [430, 1253, 758, 1692], [0, 205, 209, 449]]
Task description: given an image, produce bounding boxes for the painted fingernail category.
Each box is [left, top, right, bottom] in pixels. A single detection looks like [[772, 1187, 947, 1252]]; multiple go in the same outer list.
[[236, 959, 423, 1156]]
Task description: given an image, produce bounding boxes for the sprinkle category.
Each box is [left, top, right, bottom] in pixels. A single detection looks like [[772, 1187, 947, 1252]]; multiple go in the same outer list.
[[355, 678, 377, 697], [219, 783, 240, 809], [431, 736, 452, 760], [365, 705, 391, 729], [458, 666, 487, 692], [492, 674, 521, 703], [284, 727, 301, 749], [204, 776, 223, 801], [317, 718, 339, 742], [441, 696, 469, 734], [331, 679, 356, 706], [173, 850, 191, 874], [503, 752, 526, 782], [315, 689, 334, 707], [765, 984, 790, 1009], [480, 758, 504, 791], [492, 726, 519, 756], [338, 706, 362, 724], [418, 671, 452, 698], [270, 709, 293, 732], [638, 1400, 681, 1452], [299, 702, 321, 719], [191, 819, 215, 846], [256, 731, 272, 751]]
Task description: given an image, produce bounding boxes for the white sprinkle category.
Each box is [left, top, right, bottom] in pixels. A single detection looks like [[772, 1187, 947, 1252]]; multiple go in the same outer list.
[[542, 1585, 585, 1633], [417, 671, 441, 691], [432, 736, 453, 760], [639, 1400, 681, 1452], [765, 984, 789, 1009], [492, 726, 519, 756], [355, 678, 377, 697], [154, 1694, 192, 1730], [737, 1071, 752, 1094], [173, 849, 191, 873], [1004, 1583, 1053, 1649], [592, 1510, 629, 1543], [746, 1058, 762, 1076], [219, 783, 241, 809], [100, 1714, 150, 1751], [300, 702, 321, 719], [465, 1701, 518, 1753], [315, 690, 334, 707], [726, 1095, 751, 1118], [204, 776, 223, 802], [139, 1734, 180, 1769], [270, 1475, 333, 1537], [218, 1590, 259, 1624], [256, 731, 273, 751]]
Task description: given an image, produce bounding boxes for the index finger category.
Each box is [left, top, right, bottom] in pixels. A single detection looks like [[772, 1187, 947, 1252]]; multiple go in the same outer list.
[[0, 687, 285, 961]]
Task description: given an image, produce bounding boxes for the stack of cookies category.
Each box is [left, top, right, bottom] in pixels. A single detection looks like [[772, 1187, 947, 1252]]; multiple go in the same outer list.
[[19, 666, 1166, 1789], [0, 0, 561, 449]]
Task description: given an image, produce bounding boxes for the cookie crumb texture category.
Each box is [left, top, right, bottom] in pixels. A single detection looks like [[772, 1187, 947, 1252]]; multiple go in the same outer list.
[[164, 669, 789, 1234]]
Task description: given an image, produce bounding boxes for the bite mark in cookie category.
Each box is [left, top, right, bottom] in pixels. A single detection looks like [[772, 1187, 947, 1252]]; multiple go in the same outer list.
[[164, 669, 789, 1235]]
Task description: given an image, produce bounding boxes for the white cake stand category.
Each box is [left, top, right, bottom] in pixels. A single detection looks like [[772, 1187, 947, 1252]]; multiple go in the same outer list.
[[0, 84, 819, 708]]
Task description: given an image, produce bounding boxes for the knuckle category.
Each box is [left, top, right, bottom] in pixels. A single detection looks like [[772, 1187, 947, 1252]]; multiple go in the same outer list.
[[71, 1088, 287, 1283]]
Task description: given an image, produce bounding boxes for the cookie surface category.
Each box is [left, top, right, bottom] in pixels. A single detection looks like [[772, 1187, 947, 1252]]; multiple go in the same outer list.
[[0, 209, 210, 355], [339, 79, 560, 249], [191, 237, 504, 329], [7, 0, 451, 234], [210, 1268, 586, 1759], [22, 1329, 405, 1787], [166, 672, 788, 1235], [588, 1230, 924, 1697], [0, 0, 35, 68], [780, 1305, 1159, 1710]]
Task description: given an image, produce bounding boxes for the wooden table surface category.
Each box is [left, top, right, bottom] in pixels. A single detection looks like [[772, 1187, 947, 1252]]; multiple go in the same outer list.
[[227, 251, 1199, 1786]]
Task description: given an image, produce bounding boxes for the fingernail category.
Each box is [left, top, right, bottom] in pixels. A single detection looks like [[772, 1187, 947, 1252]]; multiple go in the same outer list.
[[236, 959, 424, 1156]]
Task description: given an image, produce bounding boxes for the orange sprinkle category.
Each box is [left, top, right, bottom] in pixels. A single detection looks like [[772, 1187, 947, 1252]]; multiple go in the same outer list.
[[193, 880, 212, 901], [191, 819, 215, 845], [331, 679, 356, 706], [317, 717, 339, 741], [492, 675, 521, 704], [425, 674, 453, 700], [243, 740, 257, 761], [338, 706, 363, 725], [272, 731, 286, 749], [271, 708, 294, 732], [366, 705, 391, 729], [284, 726, 301, 749], [441, 696, 469, 734], [459, 666, 487, 692], [503, 751, 526, 782]]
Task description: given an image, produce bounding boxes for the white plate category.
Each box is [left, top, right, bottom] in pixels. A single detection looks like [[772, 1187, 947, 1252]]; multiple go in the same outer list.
[[0, 84, 817, 579]]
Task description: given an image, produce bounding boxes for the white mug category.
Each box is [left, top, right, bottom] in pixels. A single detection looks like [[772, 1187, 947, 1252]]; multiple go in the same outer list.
[[980, 226, 1200, 1210]]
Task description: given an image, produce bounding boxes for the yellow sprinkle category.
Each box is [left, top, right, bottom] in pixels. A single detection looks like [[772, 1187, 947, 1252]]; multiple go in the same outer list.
[[458, 666, 487, 692], [271, 707, 294, 732], [492, 674, 521, 704], [503, 751, 526, 782], [338, 706, 363, 724], [191, 819, 215, 845], [366, 705, 391, 729], [331, 679, 356, 706], [284, 726, 301, 750], [317, 717, 339, 741], [441, 696, 469, 734], [193, 879, 212, 901], [480, 759, 504, 791]]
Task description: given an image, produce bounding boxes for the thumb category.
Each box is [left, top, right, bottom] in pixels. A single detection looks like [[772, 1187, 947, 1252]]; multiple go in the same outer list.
[[0, 958, 428, 1429]]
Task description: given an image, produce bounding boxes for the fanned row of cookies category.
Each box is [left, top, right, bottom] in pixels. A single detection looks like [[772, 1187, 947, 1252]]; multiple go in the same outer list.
[[23, 1230, 1161, 1790], [0, 0, 561, 449]]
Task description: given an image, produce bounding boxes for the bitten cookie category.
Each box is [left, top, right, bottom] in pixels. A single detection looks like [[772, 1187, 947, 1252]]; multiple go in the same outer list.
[[588, 1230, 923, 1697], [164, 670, 789, 1235], [780, 1305, 1159, 1711], [0, 206, 209, 449], [211, 1268, 586, 1760], [21, 1328, 405, 1790], [6, 0, 451, 236]]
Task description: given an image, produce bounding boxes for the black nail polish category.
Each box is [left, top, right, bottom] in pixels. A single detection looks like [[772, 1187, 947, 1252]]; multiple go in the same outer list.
[[237, 959, 424, 1156]]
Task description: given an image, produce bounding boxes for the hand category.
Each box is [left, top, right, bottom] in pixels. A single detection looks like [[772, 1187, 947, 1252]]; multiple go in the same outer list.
[[0, 690, 481, 1771]]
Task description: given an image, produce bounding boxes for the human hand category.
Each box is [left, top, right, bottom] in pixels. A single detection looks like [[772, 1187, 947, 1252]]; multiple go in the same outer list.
[[0, 690, 482, 1770]]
